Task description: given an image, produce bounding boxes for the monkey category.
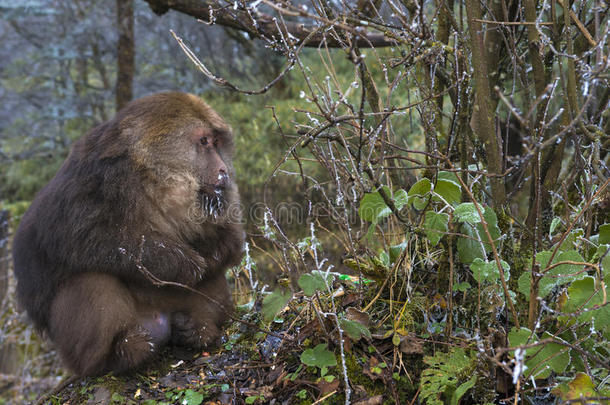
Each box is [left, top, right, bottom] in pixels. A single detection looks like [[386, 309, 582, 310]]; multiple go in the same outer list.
[[12, 92, 245, 376]]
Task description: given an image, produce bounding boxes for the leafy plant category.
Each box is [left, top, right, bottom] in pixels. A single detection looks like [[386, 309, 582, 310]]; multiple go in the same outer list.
[[300, 343, 337, 382], [419, 348, 477, 405]]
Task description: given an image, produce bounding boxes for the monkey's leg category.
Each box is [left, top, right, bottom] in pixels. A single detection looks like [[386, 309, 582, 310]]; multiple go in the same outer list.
[[49, 273, 170, 376], [170, 272, 233, 349]]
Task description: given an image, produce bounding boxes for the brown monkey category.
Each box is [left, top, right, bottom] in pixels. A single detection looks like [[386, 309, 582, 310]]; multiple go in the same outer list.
[[12, 92, 245, 376]]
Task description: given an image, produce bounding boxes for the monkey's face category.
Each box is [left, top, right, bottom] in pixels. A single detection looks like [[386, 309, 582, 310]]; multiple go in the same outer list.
[[189, 126, 236, 218], [121, 93, 239, 225]]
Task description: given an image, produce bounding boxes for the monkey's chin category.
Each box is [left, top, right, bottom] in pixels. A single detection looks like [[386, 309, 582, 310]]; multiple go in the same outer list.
[[191, 189, 227, 223]]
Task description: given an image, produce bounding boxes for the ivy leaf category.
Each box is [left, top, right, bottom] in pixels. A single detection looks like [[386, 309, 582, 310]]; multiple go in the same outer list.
[[477, 205, 501, 244], [359, 188, 391, 223], [298, 271, 334, 296], [424, 211, 449, 246], [457, 223, 485, 264], [453, 203, 480, 223], [394, 189, 408, 210], [339, 319, 371, 341], [508, 327, 570, 379], [437, 171, 460, 186], [408, 178, 431, 197], [408, 178, 432, 210], [300, 344, 337, 369], [561, 277, 610, 337], [182, 389, 204, 405], [262, 289, 292, 322], [433, 179, 461, 206], [470, 258, 510, 283]]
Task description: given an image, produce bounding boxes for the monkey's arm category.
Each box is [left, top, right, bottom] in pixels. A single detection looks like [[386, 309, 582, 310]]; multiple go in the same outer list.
[[37, 221, 206, 287], [113, 235, 207, 286]]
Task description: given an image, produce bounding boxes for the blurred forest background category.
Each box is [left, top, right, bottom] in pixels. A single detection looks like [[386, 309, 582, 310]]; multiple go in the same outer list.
[[0, 0, 609, 404]]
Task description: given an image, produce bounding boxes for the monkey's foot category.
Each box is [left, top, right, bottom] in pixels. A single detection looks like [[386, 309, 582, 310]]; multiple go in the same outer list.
[[111, 327, 159, 374], [170, 312, 220, 349]]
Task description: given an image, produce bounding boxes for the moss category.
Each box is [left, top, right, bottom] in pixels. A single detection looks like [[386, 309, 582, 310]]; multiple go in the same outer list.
[[344, 353, 385, 397]]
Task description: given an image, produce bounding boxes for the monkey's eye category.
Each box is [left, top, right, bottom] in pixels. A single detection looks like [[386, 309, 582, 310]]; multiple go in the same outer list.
[[213, 139, 219, 148], [200, 137, 209, 146]]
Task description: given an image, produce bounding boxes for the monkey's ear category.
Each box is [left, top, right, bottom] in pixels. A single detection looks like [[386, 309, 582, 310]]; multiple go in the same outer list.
[[96, 125, 129, 160]]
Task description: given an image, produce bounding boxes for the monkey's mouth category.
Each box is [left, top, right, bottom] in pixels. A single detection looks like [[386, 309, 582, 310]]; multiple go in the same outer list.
[[197, 188, 226, 218]]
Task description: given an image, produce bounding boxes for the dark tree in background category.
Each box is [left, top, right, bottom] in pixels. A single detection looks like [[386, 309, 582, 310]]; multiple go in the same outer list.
[[116, 0, 135, 109]]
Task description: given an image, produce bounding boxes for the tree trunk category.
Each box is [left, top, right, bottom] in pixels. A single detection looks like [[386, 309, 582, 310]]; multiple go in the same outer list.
[[116, 0, 135, 110], [0, 210, 17, 374]]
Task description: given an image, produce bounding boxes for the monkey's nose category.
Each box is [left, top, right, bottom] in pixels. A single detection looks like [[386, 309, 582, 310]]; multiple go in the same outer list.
[[215, 171, 228, 189]]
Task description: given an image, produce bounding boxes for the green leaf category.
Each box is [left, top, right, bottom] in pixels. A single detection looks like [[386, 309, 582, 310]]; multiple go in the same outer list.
[[438, 171, 460, 186], [394, 189, 408, 210], [561, 276, 610, 337], [553, 373, 598, 401], [596, 244, 610, 283], [262, 289, 292, 322], [517, 272, 532, 298], [359, 187, 408, 223], [339, 319, 371, 341], [508, 327, 570, 379], [408, 178, 432, 196], [389, 242, 407, 263], [359, 188, 391, 222], [470, 258, 510, 283], [527, 250, 588, 298], [453, 203, 480, 223], [182, 389, 204, 405], [549, 217, 561, 235], [453, 282, 471, 292], [300, 344, 337, 369], [408, 178, 432, 210], [424, 211, 449, 246], [450, 375, 477, 405], [599, 223, 610, 245], [298, 271, 334, 296], [477, 205, 501, 243], [457, 223, 485, 264], [433, 179, 461, 205]]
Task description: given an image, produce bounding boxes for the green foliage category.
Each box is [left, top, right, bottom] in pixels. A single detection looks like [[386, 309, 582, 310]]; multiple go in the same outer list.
[[423, 211, 449, 246], [261, 289, 292, 322], [559, 277, 610, 338], [508, 327, 570, 380], [339, 319, 372, 341], [359, 186, 407, 223], [517, 249, 587, 299], [300, 343, 337, 382], [298, 271, 334, 296], [300, 343, 337, 369], [470, 258, 510, 284], [432, 178, 461, 206], [165, 389, 205, 405], [419, 348, 477, 405]]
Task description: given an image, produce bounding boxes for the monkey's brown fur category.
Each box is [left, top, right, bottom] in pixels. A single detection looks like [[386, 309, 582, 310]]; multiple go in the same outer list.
[[12, 92, 244, 376]]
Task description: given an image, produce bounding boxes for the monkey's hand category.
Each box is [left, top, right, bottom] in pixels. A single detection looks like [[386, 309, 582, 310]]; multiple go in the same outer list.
[[117, 236, 208, 287]]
